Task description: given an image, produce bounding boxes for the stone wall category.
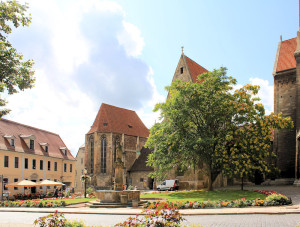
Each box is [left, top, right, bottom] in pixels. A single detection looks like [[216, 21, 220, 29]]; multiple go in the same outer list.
[[85, 131, 148, 189], [129, 171, 153, 190], [274, 69, 297, 178]]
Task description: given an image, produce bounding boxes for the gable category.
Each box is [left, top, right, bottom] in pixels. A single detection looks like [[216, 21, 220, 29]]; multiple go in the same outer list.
[[88, 103, 149, 138], [171, 54, 208, 84]]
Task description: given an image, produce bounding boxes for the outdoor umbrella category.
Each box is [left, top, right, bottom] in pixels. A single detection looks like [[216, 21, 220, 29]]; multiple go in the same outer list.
[[37, 180, 64, 197], [37, 180, 63, 186], [5, 179, 37, 188]]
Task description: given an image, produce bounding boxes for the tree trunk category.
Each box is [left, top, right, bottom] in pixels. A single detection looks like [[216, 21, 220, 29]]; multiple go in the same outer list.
[[241, 177, 244, 191], [207, 169, 213, 191]]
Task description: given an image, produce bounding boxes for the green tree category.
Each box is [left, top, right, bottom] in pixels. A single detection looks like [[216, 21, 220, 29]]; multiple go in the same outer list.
[[146, 67, 293, 191], [146, 67, 236, 191], [217, 85, 293, 190], [0, 0, 35, 117]]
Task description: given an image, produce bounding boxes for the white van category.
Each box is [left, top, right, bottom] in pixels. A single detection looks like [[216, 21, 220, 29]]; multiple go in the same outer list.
[[157, 179, 179, 191]]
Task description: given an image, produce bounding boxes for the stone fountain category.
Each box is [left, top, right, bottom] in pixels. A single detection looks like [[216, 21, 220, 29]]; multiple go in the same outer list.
[[89, 142, 140, 208]]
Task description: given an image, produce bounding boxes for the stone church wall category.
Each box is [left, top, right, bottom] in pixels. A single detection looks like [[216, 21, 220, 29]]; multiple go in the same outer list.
[[274, 70, 297, 178], [85, 132, 148, 189]]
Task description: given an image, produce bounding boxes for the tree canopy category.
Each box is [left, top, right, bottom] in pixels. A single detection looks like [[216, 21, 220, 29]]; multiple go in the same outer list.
[[145, 67, 293, 191], [0, 0, 35, 117]]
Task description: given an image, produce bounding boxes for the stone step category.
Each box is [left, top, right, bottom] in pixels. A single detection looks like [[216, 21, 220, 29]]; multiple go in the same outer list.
[[89, 204, 128, 208]]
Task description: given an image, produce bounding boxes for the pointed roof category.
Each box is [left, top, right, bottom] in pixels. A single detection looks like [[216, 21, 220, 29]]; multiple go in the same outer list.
[[88, 103, 149, 138], [274, 37, 297, 73], [184, 55, 209, 82], [129, 147, 154, 172], [0, 119, 75, 160]]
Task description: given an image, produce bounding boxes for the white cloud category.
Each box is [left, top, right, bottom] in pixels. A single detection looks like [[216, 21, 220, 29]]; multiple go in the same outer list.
[[117, 21, 145, 57], [5, 0, 163, 156], [137, 67, 165, 128], [249, 78, 273, 115]]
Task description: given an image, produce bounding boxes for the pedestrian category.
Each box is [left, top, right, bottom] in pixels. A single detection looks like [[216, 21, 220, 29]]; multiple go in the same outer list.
[[53, 187, 58, 198]]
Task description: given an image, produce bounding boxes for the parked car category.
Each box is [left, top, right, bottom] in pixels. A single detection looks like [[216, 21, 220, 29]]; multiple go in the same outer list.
[[157, 179, 179, 191]]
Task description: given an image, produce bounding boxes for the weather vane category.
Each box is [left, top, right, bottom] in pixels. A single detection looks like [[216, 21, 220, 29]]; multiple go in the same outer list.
[[181, 46, 184, 54]]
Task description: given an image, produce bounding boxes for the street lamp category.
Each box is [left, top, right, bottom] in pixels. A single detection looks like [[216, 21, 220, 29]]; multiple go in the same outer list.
[[83, 168, 88, 198]]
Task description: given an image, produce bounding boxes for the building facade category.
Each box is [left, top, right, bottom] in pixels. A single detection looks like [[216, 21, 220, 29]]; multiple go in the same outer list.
[[74, 144, 85, 193], [0, 119, 75, 197], [85, 103, 149, 189]]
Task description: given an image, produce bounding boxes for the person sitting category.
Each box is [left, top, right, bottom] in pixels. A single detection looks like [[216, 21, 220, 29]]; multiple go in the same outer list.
[[53, 187, 58, 198]]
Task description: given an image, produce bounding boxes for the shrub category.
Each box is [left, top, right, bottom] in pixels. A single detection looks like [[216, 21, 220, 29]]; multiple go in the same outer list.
[[64, 219, 87, 227], [34, 210, 66, 227], [114, 206, 185, 227], [60, 201, 67, 207], [86, 187, 94, 195], [265, 193, 292, 206]]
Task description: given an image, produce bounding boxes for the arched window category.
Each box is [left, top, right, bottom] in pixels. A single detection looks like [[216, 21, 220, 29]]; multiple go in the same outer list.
[[114, 136, 120, 163], [90, 137, 94, 174], [101, 136, 107, 174]]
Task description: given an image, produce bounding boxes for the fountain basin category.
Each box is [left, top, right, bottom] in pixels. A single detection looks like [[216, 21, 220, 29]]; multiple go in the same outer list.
[[95, 190, 140, 203]]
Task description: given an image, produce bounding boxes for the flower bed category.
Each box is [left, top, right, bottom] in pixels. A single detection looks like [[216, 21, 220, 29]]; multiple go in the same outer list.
[[143, 190, 292, 209], [0, 199, 66, 208]]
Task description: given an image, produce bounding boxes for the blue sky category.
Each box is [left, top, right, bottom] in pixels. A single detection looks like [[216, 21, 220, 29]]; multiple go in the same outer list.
[[3, 0, 298, 155]]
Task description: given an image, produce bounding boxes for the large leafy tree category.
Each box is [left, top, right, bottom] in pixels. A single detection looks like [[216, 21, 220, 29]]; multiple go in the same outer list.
[[217, 85, 293, 190], [146, 67, 293, 191], [0, 0, 35, 117], [146, 67, 236, 191]]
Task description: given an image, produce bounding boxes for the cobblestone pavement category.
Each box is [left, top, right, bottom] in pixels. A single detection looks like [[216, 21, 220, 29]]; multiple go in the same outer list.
[[184, 214, 300, 227], [1, 212, 300, 227]]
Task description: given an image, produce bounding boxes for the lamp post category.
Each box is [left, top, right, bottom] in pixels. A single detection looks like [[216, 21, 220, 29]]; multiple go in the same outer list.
[[84, 168, 88, 198]]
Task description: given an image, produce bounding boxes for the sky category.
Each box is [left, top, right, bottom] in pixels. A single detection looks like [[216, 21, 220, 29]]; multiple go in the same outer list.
[[3, 0, 298, 156]]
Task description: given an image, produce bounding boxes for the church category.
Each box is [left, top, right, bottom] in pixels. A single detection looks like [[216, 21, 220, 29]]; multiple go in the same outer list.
[[84, 103, 151, 189], [273, 29, 300, 184]]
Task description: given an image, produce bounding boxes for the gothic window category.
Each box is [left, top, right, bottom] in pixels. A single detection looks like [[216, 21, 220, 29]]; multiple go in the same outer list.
[[90, 136, 94, 174], [114, 137, 120, 163], [101, 136, 107, 174]]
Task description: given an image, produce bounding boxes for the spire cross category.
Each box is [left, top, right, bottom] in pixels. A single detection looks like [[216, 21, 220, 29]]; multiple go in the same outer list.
[[181, 46, 184, 54]]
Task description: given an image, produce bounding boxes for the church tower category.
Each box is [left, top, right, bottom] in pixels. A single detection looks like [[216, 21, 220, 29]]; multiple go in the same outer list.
[[273, 3, 300, 181], [170, 47, 208, 84]]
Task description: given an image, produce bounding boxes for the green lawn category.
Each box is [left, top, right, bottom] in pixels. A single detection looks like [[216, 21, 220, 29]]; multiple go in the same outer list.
[[41, 197, 96, 205], [141, 190, 267, 202]]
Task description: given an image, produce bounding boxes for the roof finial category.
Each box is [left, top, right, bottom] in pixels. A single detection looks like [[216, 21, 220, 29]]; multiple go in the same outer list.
[[181, 46, 184, 55], [280, 35, 282, 42]]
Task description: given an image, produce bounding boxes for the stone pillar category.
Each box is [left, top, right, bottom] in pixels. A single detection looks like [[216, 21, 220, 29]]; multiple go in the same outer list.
[[114, 142, 124, 191]]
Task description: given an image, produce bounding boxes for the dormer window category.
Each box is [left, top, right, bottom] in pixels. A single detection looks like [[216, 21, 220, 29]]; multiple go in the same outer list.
[[29, 139, 34, 149], [60, 147, 68, 156], [20, 134, 35, 149], [128, 124, 133, 128], [4, 135, 16, 147], [40, 143, 49, 153], [10, 139, 14, 147], [103, 123, 108, 126]]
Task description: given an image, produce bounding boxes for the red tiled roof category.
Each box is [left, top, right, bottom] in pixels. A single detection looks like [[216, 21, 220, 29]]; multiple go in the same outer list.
[[276, 37, 297, 72], [185, 55, 209, 83], [0, 119, 75, 160], [88, 103, 149, 138]]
